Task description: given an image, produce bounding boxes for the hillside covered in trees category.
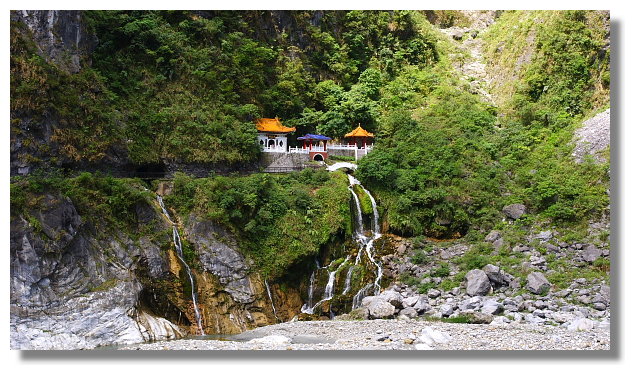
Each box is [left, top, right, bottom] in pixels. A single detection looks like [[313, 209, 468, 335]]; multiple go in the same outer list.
[[10, 10, 611, 349]]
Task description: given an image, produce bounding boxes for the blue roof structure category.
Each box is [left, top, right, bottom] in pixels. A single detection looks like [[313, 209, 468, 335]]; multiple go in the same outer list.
[[297, 134, 332, 141]]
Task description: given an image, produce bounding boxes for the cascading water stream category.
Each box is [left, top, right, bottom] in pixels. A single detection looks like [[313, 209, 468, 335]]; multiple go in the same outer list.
[[301, 257, 349, 314], [157, 196, 204, 335], [264, 280, 280, 322], [346, 174, 383, 306], [300, 163, 383, 313]]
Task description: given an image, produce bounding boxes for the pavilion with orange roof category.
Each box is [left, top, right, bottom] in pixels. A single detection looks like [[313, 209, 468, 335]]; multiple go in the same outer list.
[[256, 117, 296, 152], [344, 124, 374, 149]]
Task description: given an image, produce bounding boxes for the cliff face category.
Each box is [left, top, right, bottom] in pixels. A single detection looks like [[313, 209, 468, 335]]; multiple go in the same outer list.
[[9, 189, 300, 349], [11, 10, 97, 74]]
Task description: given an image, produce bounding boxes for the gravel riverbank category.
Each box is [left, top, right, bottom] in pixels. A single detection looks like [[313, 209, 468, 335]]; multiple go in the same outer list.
[[119, 319, 610, 350]]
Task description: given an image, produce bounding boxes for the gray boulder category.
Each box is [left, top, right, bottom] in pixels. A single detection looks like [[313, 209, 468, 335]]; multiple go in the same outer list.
[[581, 244, 602, 263], [533, 231, 553, 241], [492, 238, 505, 250], [412, 296, 431, 313], [481, 299, 503, 315], [459, 296, 483, 311], [485, 230, 501, 242], [440, 304, 455, 317], [502, 204, 526, 220], [378, 290, 404, 309], [403, 296, 419, 307], [482, 264, 509, 287], [465, 269, 492, 296], [427, 289, 441, 299], [398, 307, 418, 319], [526, 272, 552, 295], [368, 300, 396, 319]]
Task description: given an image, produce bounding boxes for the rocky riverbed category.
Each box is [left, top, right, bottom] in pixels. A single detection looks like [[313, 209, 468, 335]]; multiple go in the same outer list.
[[119, 319, 610, 350]]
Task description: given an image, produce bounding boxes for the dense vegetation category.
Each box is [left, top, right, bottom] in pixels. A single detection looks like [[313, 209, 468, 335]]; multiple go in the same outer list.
[[10, 11, 610, 279], [163, 168, 352, 278], [11, 10, 439, 166], [357, 10, 610, 238], [10, 168, 352, 278]]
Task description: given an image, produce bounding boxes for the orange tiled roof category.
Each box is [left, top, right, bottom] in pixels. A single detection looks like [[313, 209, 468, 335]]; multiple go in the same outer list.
[[344, 125, 374, 138], [256, 117, 296, 133]]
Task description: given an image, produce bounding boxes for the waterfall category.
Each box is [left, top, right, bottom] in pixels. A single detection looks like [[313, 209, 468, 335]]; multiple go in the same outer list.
[[300, 163, 383, 316], [157, 196, 204, 335], [264, 280, 280, 322], [346, 172, 383, 306], [301, 257, 349, 314]]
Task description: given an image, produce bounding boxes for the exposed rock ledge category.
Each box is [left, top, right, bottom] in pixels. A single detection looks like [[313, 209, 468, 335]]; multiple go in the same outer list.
[[572, 108, 610, 163]]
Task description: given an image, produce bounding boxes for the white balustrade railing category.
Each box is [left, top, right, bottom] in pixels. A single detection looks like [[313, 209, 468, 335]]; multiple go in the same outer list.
[[261, 146, 287, 153], [261, 144, 374, 154], [288, 146, 309, 154], [326, 144, 374, 150]]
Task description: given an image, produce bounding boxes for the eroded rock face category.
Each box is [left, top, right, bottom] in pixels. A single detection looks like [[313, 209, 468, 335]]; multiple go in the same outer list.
[[572, 108, 610, 164], [186, 217, 254, 304], [11, 10, 97, 73], [10, 192, 297, 349]]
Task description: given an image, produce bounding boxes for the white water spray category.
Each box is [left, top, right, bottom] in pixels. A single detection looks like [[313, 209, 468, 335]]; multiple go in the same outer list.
[[264, 280, 279, 322], [157, 196, 204, 335]]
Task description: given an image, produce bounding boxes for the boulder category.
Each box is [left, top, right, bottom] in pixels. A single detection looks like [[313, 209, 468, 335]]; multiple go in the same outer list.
[[403, 296, 419, 307], [567, 318, 595, 331], [459, 296, 483, 311], [398, 307, 418, 319], [492, 238, 505, 250], [485, 230, 501, 242], [348, 307, 370, 320], [482, 264, 509, 287], [465, 269, 492, 296], [533, 231, 553, 241], [502, 204, 526, 220], [526, 272, 552, 295], [440, 304, 455, 317], [481, 299, 503, 315], [462, 311, 494, 324], [419, 327, 452, 345], [378, 290, 404, 309], [412, 296, 431, 313], [450, 30, 464, 40], [427, 289, 441, 299], [368, 300, 396, 319], [581, 244, 602, 263]]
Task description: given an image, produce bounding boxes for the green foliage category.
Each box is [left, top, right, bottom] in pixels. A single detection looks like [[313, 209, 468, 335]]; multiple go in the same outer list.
[[12, 10, 439, 166], [410, 248, 430, 265], [417, 281, 436, 294], [10, 171, 151, 230], [354, 10, 609, 239], [430, 262, 450, 278], [165, 170, 351, 278]]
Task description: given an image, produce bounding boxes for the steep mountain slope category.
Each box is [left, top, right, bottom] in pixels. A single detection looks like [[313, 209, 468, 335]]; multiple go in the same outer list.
[[10, 10, 611, 349]]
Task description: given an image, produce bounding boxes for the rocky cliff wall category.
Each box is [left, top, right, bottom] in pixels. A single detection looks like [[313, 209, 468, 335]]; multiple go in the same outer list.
[[9, 189, 301, 349], [11, 10, 97, 73]]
